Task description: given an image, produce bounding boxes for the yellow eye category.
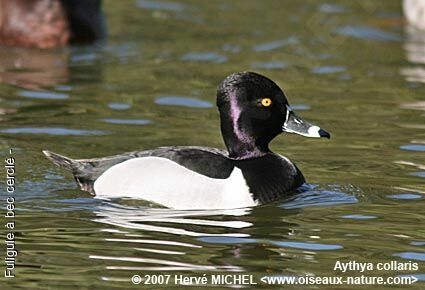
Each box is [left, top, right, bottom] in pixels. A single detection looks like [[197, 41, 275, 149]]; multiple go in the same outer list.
[[261, 98, 272, 107]]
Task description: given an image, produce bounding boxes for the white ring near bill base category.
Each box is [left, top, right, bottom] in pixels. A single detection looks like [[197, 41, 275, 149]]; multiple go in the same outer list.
[[307, 125, 321, 137]]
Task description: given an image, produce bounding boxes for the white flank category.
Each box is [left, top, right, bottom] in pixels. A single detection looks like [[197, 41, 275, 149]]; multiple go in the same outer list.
[[93, 157, 256, 210]]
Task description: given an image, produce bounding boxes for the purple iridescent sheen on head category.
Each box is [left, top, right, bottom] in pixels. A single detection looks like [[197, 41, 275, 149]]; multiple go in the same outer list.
[[229, 90, 253, 144], [216, 72, 291, 159], [216, 71, 330, 159]]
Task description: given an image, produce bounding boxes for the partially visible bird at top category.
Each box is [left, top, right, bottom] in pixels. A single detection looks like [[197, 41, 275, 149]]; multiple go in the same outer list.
[[0, 0, 106, 48], [403, 0, 425, 30]]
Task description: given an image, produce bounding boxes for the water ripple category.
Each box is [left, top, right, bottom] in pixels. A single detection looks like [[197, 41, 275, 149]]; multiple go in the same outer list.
[[137, 0, 184, 12], [18, 90, 68, 100], [108, 103, 131, 110], [253, 36, 298, 52], [319, 3, 347, 13], [410, 241, 425, 246], [222, 44, 241, 53], [334, 26, 401, 42], [340, 214, 377, 220], [180, 52, 227, 63], [401, 101, 425, 111], [198, 237, 257, 244], [93, 205, 252, 237], [386, 193, 423, 200], [394, 252, 425, 261], [105, 238, 201, 248], [0, 127, 108, 136], [400, 144, 425, 151], [90, 255, 240, 271], [101, 118, 152, 125], [281, 185, 359, 209], [270, 241, 343, 250], [251, 61, 289, 70], [155, 96, 213, 108], [399, 273, 425, 282], [311, 66, 346, 74]]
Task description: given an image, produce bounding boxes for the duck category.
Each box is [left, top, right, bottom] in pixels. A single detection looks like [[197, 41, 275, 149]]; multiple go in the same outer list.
[[43, 72, 330, 209], [403, 0, 425, 31], [0, 0, 105, 48]]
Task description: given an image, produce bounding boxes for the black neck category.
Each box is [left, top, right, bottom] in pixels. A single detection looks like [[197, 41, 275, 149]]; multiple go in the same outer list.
[[220, 114, 270, 160]]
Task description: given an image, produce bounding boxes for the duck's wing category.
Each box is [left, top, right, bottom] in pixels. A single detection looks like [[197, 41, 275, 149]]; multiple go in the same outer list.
[[43, 146, 233, 194]]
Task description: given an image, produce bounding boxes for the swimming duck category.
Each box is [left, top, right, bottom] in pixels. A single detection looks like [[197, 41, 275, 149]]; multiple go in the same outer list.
[[0, 0, 105, 48], [43, 72, 330, 209], [403, 0, 425, 31]]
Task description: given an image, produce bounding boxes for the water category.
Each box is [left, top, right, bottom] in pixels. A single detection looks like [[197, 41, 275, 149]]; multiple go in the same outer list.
[[0, 0, 424, 289]]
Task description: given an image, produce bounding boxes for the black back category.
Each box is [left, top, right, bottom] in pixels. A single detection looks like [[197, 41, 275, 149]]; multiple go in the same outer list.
[[69, 146, 234, 193], [65, 146, 303, 203], [145, 147, 234, 179]]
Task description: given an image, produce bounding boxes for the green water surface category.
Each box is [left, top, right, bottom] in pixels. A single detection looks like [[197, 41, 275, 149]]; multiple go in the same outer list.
[[0, 0, 424, 289]]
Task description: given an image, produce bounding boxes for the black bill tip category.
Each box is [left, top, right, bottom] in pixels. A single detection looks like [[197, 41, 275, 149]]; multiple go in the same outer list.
[[318, 129, 331, 139]]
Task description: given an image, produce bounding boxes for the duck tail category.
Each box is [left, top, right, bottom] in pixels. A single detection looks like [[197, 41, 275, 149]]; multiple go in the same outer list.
[[42, 150, 75, 171], [43, 150, 97, 194]]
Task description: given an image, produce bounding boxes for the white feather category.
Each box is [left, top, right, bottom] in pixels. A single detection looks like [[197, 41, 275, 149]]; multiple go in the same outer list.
[[404, 0, 425, 30], [93, 157, 257, 210]]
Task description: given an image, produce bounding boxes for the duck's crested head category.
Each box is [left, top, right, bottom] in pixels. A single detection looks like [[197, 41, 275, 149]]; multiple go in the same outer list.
[[216, 71, 330, 159], [217, 71, 286, 107]]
